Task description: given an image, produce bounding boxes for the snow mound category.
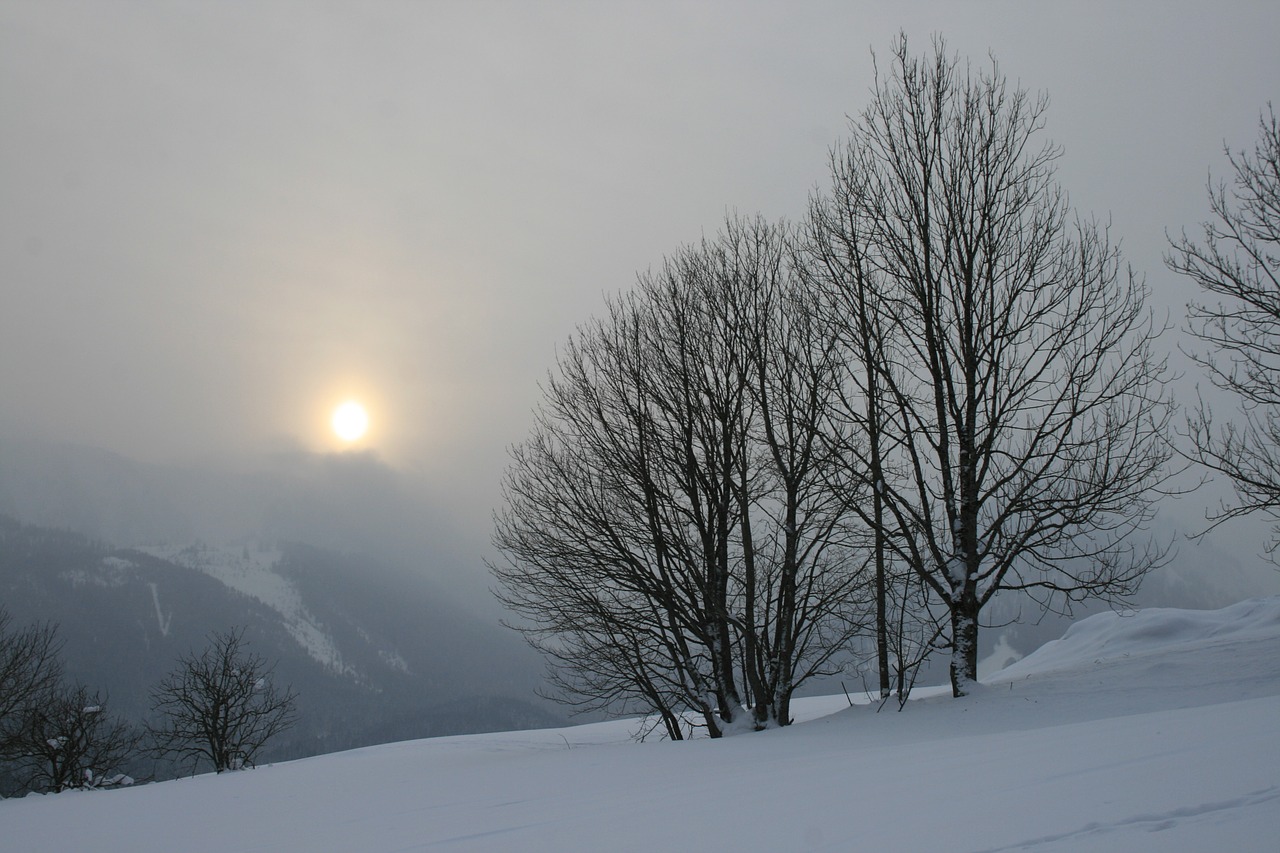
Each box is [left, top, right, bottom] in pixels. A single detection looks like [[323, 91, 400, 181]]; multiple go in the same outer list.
[[994, 596, 1280, 680]]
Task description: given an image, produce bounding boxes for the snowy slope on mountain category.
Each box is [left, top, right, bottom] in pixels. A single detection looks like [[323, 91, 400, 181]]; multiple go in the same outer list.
[[0, 517, 561, 765], [137, 542, 351, 675], [5, 598, 1278, 852]]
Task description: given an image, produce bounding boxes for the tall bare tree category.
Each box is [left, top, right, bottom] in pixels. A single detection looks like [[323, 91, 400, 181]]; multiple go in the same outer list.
[[0, 608, 61, 763], [803, 169, 920, 701], [492, 216, 867, 737], [1168, 106, 1280, 553], [810, 34, 1173, 696], [728, 218, 869, 727], [149, 628, 298, 773]]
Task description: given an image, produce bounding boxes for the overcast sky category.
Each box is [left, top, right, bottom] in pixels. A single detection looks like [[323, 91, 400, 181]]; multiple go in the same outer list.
[[2, 1, 1279, 585]]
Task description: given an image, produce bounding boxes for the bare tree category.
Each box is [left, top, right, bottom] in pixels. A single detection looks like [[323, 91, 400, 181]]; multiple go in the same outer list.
[[810, 34, 1173, 696], [729, 217, 870, 727], [803, 168, 918, 701], [1168, 106, 1280, 553], [149, 628, 298, 773], [12, 684, 139, 793], [0, 608, 61, 762], [492, 216, 867, 737]]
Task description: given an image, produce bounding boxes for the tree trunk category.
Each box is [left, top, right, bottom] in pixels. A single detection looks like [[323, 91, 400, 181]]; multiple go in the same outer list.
[[873, 487, 890, 699], [737, 477, 772, 730], [774, 670, 793, 727], [949, 591, 979, 697]]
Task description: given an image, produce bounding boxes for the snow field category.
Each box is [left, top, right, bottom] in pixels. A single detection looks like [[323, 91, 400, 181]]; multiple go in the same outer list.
[[4, 598, 1278, 852]]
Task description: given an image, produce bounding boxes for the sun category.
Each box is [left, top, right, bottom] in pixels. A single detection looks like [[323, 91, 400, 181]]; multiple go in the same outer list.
[[331, 400, 369, 443]]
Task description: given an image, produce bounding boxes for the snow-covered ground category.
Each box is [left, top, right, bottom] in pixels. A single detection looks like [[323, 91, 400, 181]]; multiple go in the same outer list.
[[5, 598, 1278, 852]]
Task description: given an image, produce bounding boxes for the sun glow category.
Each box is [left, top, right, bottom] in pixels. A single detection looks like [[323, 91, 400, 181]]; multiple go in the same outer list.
[[331, 400, 370, 442]]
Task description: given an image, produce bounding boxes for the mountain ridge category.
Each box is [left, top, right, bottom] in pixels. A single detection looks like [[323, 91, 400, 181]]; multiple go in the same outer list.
[[0, 514, 561, 771]]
